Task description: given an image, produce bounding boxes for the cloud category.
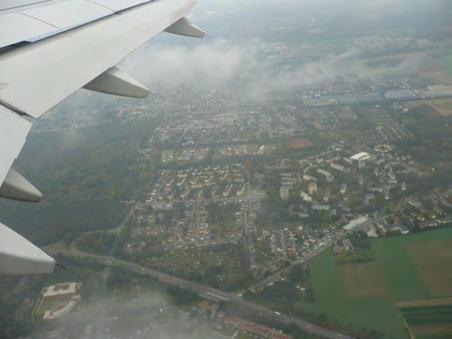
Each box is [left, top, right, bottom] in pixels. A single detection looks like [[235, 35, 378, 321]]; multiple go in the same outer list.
[[196, 0, 444, 17], [262, 49, 425, 88], [44, 292, 216, 339], [122, 40, 247, 90], [121, 38, 426, 102], [42, 0, 436, 118]]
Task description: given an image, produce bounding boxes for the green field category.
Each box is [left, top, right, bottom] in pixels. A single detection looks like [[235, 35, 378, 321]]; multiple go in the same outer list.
[[372, 234, 430, 300], [407, 240, 452, 297], [300, 227, 452, 338], [338, 262, 388, 298], [298, 250, 406, 338], [417, 335, 452, 339], [443, 48, 452, 76], [403, 304, 452, 338], [401, 305, 452, 326]]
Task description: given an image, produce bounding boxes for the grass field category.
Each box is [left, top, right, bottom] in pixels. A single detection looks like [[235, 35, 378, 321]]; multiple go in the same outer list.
[[402, 305, 452, 326], [299, 250, 407, 338], [301, 227, 452, 338], [399, 300, 452, 337], [338, 262, 388, 298], [372, 234, 430, 300], [442, 48, 452, 76], [428, 99, 452, 116], [407, 240, 452, 297], [419, 50, 452, 85]]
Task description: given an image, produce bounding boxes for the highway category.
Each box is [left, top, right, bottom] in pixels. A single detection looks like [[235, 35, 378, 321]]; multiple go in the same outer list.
[[49, 249, 353, 339]]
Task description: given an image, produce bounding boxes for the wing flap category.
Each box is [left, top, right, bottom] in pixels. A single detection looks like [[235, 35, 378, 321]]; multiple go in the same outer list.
[[21, 0, 113, 31], [0, 167, 43, 202], [84, 66, 150, 98], [0, 222, 55, 275], [0, 12, 55, 49], [88, 0, 150, 12], [165, 17, 206, 38], [0, 0, 202, 276], [0, 0, 157, 49], [0, 105, 32, 185]]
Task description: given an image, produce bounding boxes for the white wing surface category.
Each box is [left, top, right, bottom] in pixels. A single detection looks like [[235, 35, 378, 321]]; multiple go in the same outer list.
[[0, 0, 204, 275]]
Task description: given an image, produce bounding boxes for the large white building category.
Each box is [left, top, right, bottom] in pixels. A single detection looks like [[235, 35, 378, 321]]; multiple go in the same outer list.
[[350, 152, 372, 168], [350, 152, 371, 162], [343, 216, 371, 231], [34, 282, 82, 321], [42, 282, 78, 298]]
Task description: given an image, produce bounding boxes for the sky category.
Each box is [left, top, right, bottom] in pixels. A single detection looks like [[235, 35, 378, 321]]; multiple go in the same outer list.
[[49, 0, 450, 125], [117, 0, 449, 98], [34, 0, 447, 112]]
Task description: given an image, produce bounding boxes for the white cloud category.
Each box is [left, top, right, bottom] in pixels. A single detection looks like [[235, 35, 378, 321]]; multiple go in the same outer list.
[[123, 40, 246, 90], [48, 293, 216, 339], [121, 38, 426, 101]]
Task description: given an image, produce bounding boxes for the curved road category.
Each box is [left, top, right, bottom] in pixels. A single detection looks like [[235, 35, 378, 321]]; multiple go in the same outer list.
[[49, 248, 353, 339]]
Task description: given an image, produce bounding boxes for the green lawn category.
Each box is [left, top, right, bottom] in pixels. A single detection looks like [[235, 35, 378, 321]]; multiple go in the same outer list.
[[370, 228, 452, 300], [372, 236, 430, 300], [299, 250, 407, 338], [300, 228, 452, 338]]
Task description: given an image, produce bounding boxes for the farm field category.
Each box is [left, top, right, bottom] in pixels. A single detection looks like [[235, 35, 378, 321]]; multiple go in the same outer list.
[[371, 234, 430, 300], [442, 48, 452, 76], [407, 240, 452, 297], [405, 99, 452, 116], [300, 250, 406, 338], [398, 298, 452, 337], [419, 50, 452, 85], [288, 137, 312, 150], [338, 262, 388, 298], [428, 98, 452, 116], [302, 227, 452, 338]]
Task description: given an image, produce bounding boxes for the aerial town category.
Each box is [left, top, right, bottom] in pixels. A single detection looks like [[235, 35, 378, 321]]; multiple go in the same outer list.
[[28, 72, 452, 337], [2, 1, 452, 338]]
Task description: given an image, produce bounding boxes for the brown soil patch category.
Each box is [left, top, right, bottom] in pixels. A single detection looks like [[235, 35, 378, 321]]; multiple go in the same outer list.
[[288, 138, 312, 150], [407, 240, 452, 296], [397, 297, 452, 308], [405, 99, 452, 116], [411, 324, 452, 336]]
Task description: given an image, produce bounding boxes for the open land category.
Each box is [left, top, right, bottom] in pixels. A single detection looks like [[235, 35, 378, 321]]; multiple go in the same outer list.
[[338, 262, 389, 298], [301, 228, 452, 338], [405, 99, 452, 116], [407, 239, 452, 297]]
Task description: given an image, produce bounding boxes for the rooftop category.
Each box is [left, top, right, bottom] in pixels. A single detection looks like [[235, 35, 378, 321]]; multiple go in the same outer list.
[[351, 152, 371, 161]]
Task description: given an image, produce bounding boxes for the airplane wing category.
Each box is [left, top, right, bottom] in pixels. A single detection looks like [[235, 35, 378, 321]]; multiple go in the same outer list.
[[0, 0, 204, 275]]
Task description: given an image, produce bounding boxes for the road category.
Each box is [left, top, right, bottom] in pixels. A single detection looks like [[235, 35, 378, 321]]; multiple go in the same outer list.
[[71, 203, 139, 338], [49, 248, 353, 339], [69, 203, 139, 252], [251, 228, 354, 291], [242, 201, 257, 271]]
